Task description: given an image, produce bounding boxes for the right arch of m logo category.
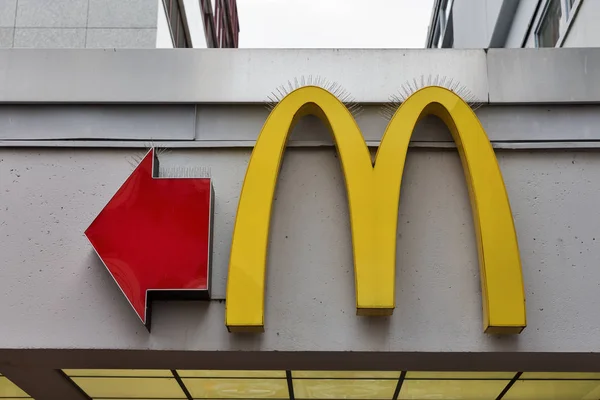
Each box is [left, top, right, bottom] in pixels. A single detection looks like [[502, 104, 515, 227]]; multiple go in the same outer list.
[[225, 85, 527, 334]]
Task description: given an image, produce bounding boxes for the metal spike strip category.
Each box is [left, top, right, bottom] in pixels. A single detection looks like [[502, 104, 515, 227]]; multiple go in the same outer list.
[[264, 76, 366, 119], [379, 73, 487, 121], [400, 84, 409, 100], [275, 86, 285, 100], [159, 166, 212, 179], [127, 158, 140, 169]]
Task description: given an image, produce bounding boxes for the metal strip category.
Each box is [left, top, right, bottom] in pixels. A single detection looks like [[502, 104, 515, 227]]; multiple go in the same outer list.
[[392, 371, 407, 400], [495, 372, 523, 400], [4, 139, 600, 150], [171, 369, 194, 400], [2, 350, 600, 372], [286, 371, 295, 400]]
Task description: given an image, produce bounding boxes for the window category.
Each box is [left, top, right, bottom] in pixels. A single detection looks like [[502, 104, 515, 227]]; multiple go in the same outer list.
[[442, 0, 453, 21], [432, 27, 441, 48], [431, 0, 452, 49], [536, 0, 562, 47], [535, 0, 583, 47], [59, 370, 600, 399], [162, 0, 191, 48], [214, 0, 239, 48], [566, 0, 579, 19]]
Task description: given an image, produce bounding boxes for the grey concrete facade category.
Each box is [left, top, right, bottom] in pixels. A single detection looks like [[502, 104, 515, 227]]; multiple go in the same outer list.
[[2, 48, 600, 397], [0, 0, 158, 48], [428, 0, 598, 48]]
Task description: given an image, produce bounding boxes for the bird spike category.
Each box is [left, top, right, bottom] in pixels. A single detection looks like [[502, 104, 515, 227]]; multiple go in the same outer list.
[[380, 75, 485, 121], [264, 76, 364, 119]]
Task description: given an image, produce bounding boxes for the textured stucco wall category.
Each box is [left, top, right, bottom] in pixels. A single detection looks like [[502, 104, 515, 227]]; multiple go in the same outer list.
[[2, 145, 600, 354]]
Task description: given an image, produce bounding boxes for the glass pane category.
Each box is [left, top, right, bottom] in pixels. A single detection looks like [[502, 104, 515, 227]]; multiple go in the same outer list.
[[170, 0, 179, 31], [445, 0, 453, 20], [399, 379, 509, 399], [294, 371, 399, 379], [407, 371, 515, 379], [72, 377, 185, 398], [293, 379, 396, 399], [178, 370, 285, 378], [504, 380, 600, 399], [537, 0, 562, 47], [183, 378, 289, 398], [64, 369, 172, 377], [0, 376, 29, 397]]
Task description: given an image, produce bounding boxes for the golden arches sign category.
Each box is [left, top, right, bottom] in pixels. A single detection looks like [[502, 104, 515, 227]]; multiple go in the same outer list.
[[226, 86, 526, 334]]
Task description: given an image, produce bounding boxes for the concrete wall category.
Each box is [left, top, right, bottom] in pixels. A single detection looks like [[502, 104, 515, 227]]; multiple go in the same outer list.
[[503, 0, 600, 48], [450, 0, 516, 48], [451, 0, 489, 48], [452, 0, 600, 49], [1, 49, 600, 375], [504, 0, 538, 48], [0, 0, 158, 49], [562, 0, 600, 47], [3, 145, 600, 356]]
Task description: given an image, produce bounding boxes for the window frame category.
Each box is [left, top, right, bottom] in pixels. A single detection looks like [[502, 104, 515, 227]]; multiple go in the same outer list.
[[431, 0, 453, 48], [534, 0, 584, 48], [160, 0, 192, 48]]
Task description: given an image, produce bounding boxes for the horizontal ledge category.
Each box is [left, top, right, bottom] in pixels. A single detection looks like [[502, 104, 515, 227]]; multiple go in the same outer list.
[[3, 140, 600, 150], [0, 49, 599, 103], [1, 349, 600, 371], [0, 49, 489, 103]]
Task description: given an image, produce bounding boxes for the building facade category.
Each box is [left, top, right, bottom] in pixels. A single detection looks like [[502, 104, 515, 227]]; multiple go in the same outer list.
[[0, 0, 239, 49], [1, 48, 600, 399], [426, 0, 596, 48]]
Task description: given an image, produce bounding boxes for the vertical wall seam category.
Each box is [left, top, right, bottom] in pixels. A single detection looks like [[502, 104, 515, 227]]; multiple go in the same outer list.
[[484, 47, 491, 104], [84, 0, 90, 47], [11, 0, 19, 47]]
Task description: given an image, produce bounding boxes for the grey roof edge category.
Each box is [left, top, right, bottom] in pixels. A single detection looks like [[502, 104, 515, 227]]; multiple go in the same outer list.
[[487, 48, 600, 104], [0, 48, 598, 104]]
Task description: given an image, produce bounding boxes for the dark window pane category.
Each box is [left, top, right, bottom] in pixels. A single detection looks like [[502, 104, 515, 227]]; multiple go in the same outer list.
[[177, 15, 185, 47], [538, 0, 561, 47], [170, 1, 179, 37]]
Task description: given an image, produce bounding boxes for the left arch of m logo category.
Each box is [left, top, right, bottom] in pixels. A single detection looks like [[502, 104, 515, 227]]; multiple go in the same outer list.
[[225, 85, 527, 334]]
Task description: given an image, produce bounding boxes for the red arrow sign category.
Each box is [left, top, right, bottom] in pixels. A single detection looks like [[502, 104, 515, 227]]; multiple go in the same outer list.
[[85, 149, 213, 329]]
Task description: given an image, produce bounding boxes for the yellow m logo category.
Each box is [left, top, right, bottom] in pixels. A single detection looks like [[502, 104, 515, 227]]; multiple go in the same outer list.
[[226, 85, 526, 334]]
